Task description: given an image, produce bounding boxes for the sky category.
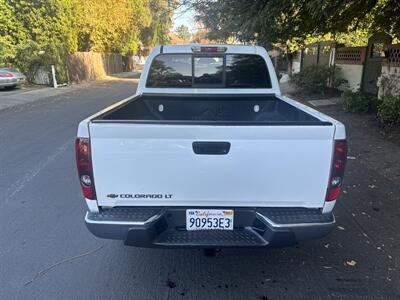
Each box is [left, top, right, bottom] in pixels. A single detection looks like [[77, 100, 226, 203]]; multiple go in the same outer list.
[[173, 5, 196, 32]]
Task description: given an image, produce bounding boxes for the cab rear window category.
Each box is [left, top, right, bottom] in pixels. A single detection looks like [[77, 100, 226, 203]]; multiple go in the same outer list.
[[226, 55, 270, 88], [146, 54, 192, 88], [194, 56, 224, 86], [146, 54, 271, 88]]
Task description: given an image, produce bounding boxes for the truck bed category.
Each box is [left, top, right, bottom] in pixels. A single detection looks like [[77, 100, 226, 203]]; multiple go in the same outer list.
[[94, 94, 330, 125]]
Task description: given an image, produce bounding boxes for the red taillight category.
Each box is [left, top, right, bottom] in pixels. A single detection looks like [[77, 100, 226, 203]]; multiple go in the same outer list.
[[201, 47, 219, 53], [75, 138, 96, 200], [326, 140, 348, 201], [0, 73, 13, 78], [191, 46, 227, 53]]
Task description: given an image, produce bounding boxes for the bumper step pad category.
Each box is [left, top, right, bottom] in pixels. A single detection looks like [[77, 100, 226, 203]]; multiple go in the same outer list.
[[156, 228, 266, 247], [258, 208, 334, 225], [87, 207, 161, 223]]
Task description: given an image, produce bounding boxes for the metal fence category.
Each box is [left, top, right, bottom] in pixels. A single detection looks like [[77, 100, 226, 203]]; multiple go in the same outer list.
[[32, 67, 50, 85]]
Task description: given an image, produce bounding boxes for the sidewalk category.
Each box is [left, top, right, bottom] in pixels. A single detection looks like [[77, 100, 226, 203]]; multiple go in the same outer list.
[[0, 71, 140, 111]]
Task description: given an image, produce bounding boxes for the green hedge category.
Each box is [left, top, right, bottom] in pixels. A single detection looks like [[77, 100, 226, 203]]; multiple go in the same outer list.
[[340, 90, 379, 113], [340, 89, 400, 127], [290, 65, 347, 94], [377, 95, 400, 126]]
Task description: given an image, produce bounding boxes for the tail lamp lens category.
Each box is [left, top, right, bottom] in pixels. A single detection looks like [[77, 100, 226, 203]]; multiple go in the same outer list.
[[75, 138, 96, 200], [326, 140, 347, 201], [0, 73, 13, 78]]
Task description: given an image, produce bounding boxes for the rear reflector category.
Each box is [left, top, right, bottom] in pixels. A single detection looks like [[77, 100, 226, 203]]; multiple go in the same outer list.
[[75, 138, 96, 200], [191, 46, 227, 53], [326, 140, 348, 201]]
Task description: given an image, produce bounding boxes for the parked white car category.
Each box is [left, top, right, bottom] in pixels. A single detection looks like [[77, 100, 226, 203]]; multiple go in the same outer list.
[[76, 44, 347, 249], [0, 68, 26, 89]]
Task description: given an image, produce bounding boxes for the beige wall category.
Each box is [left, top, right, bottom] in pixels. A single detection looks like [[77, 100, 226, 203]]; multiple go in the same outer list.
[[381, 65, 400, 75], [336, 63, 364, 91], [292, 61, 301, 74]]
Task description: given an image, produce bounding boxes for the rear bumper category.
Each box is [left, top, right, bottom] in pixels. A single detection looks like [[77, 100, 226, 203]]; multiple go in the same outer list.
[[0, 80, 17, 87], [85, 207, 335, 248]]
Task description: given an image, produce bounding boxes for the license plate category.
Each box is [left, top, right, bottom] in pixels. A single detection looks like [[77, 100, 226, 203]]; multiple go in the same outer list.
[[186, 209, 234, 231]]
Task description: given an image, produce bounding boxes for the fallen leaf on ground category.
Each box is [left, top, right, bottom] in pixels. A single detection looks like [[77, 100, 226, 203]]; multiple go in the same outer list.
[[346, 260, 357, 266]]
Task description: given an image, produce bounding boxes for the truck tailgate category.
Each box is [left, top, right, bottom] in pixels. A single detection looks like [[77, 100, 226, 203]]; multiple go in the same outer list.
[[89, 123, 335, 208]]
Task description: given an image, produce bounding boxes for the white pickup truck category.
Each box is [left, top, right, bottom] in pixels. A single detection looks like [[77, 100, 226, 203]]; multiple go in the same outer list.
[[76, 44, 347, 249]]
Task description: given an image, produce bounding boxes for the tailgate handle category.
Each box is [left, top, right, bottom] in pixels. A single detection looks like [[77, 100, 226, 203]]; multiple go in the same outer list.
[[192, 141, 231, 155]]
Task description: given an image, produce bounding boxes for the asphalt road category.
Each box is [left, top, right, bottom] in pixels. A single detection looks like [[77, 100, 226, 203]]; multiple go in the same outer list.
[[0, 80, 399, 300]]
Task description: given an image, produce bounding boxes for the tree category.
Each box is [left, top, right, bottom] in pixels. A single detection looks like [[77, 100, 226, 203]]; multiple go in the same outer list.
[[0, 0, 175, 81], [140, 0, 175, 55], [175, 25, 191, 41], [0, 0, 78, 81], [187, 0, 400, 50], [75, 0, 150, 55]]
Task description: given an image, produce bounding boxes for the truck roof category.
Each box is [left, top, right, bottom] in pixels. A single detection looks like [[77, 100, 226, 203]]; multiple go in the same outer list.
[[158, 44, 264, 55]]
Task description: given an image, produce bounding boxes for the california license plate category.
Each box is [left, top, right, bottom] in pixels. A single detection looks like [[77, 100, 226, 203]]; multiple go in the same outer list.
[[186, 209, 234, 231]]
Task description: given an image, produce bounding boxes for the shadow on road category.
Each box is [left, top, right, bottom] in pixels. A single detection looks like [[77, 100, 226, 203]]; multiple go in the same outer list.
[[91, 221, 397, 300]]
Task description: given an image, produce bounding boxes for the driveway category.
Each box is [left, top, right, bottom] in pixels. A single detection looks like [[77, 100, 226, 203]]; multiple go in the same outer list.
[[0, 80, 399, 299]]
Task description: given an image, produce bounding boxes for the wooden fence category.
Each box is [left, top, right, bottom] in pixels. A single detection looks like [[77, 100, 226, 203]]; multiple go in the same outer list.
[[383, 44, 400, 67], [67, 52, 134, 84], [335, 46, 367, 65], [301, 41, 336, 68]]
